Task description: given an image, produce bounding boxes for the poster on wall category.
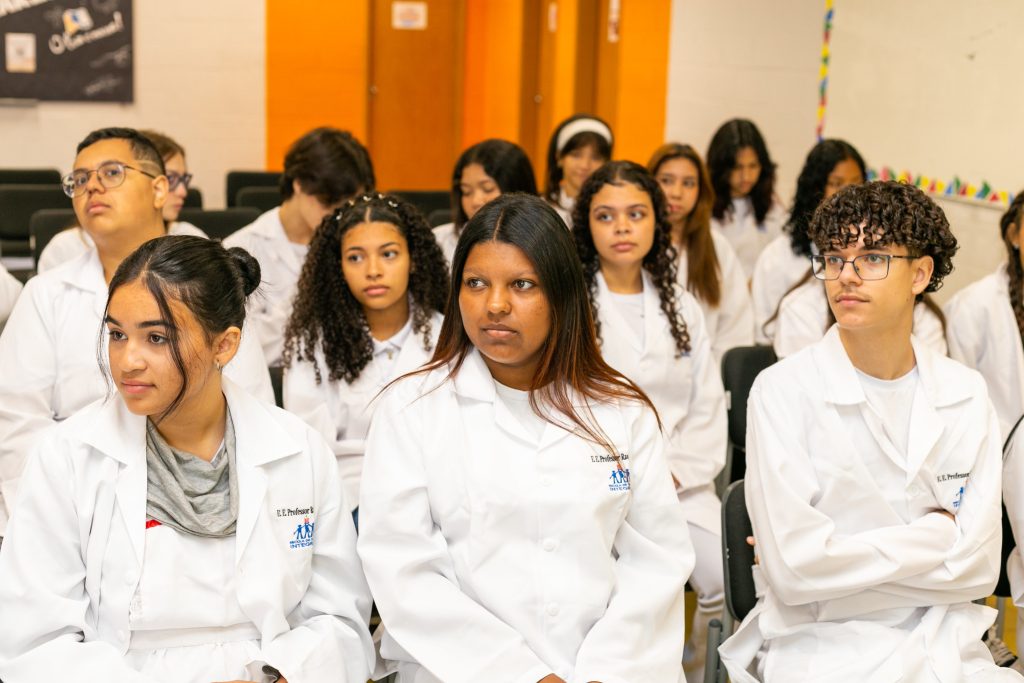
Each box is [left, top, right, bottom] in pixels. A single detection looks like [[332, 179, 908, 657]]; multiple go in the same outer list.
[[0, 0, 133, 102]]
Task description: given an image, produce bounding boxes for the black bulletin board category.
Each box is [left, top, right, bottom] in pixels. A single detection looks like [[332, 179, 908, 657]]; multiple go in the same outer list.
[[0, 0, 133, 102]]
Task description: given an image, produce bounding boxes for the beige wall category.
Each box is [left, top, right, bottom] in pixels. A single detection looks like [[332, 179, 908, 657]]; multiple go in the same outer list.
[[0, 1, 266, 209]]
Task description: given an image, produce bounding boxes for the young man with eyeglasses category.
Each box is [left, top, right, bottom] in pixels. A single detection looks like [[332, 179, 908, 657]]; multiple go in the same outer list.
[[0, 127, 272, 537], [721, 181, 1018, 681], [36, 129, 206, 273]]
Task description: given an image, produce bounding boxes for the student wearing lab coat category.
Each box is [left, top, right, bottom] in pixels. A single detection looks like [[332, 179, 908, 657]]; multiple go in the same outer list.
[[0, 127, 272, 536], [224, 127, 375, 367], [433, 138, 538, 264], [720, 181, 1018, 682], [706, 119, 787, 279], [543, 114, 613, 227], [0, 235, 375, 683], [752, 139, 866, 344], [945, 192, 1024, 438], [38, 129, 208, 273], [573, 161, 728, 683], [0, 262, 21, 327], [649, 143, 754, 362], [358, 193, 695, 683], [282, 193, 449, 513]]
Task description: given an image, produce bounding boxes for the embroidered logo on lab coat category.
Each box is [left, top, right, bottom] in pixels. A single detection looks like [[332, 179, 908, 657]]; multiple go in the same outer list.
[[289, 516, 315, 549], [608, 467, 631, 492], [952, 486, 965, 510]]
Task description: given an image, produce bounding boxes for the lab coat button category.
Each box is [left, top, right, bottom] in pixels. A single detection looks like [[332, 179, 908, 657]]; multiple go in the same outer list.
[[907, 485, 922, 497], [542, 538, 557, 552], [546, 602, 560, 617]]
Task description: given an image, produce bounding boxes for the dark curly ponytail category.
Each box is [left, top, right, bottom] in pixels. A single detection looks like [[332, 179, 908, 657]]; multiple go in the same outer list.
[[1001, 193, 1024, 348], [282, 193, 449, 384]]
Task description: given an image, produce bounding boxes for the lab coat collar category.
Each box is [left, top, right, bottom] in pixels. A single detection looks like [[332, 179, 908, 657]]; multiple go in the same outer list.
[[74, 378, 303, 565], [815, 324, 971, 408]]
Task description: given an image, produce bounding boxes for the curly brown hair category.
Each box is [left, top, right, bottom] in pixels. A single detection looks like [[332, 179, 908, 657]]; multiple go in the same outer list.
[[809, 180, 958, 299], [282, 193, 449, 384], [572, 160, 691, 356], [1000, 192, 1024, 346]]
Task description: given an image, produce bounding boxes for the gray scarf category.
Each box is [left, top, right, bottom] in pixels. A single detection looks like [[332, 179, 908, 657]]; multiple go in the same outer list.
[[145, 410, 238, 538]]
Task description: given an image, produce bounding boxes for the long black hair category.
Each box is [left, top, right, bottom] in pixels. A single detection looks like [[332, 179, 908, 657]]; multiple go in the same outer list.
[[706, 118, 776, 224], [282, 193, 449, 384], [572, 161, 691, 357], [1001, 193, 1024, 349], [102, 235, 261, 420], [451, 139, 537, 235], [786, 139, 866, 258]]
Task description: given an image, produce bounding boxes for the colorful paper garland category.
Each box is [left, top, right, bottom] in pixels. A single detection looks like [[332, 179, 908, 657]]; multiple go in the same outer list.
[[816, 0, 834, 141], [867, 167, 1015, 207]]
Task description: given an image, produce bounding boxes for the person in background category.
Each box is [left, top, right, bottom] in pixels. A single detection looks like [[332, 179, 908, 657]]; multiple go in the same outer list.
[[0, 263, 21, 328], [543, 114, 613, 227]]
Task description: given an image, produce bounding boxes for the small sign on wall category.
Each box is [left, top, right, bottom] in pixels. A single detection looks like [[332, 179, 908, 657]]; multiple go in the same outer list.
[[392, 2, 428, 30]]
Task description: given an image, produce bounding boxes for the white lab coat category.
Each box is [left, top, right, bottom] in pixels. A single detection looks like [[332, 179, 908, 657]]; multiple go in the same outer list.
[[594, 270, 727, 533], [750, 233, 810, 344], [1002, 416, 1024, 632], [283, 312, 443, 511], [0, 379, 374, 683], [944, 264, 1024, 439], [0, 249, 273, 534], [432, 222, 458, 265], [357, 349, 695, 683], [223, 208, 306, 367], [773, 277, 948, 358], [676, 229, 755, 363], [720, 326, 1014, 683], [0, 262, 22, 326], [710, 197, 788, 280], [37, 222, 208, 273]]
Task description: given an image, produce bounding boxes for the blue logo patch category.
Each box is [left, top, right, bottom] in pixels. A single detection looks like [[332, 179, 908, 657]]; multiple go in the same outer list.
[[952, 485, 965, 510], [608, 467, 630, 492], [289, 516, 315, 549]]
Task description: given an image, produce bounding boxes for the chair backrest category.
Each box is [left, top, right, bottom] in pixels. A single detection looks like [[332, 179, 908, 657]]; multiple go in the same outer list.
[[721, 345, 777, 483], [226, 171, 282, 207], [235, 186, 282, 214], [427, 208, 453, 228], [722, 479, 758, 622], [29, 208, 79, 269], [184, 187, 203, 209], [0, 168, 62, 185], [0, 184, 72, 256], [177, 208, 260, 242], [388, 190, 449, 218]]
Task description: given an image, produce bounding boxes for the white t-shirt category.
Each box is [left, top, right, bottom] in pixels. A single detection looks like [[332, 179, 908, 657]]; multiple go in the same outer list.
[[607, 290, 645, 347], [37, 222, 208, 273], [856, 366, 920, 460], [493, 381, 548, 443]]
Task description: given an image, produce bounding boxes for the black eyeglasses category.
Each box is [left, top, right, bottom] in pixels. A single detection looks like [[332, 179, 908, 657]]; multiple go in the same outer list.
[[167, 172, 193, 191], [811, 253, 918, 281], [62, 161, 158, 198]]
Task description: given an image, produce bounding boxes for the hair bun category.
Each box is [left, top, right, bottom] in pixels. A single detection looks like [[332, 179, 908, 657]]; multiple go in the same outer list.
[[226, 246, 262, 297]]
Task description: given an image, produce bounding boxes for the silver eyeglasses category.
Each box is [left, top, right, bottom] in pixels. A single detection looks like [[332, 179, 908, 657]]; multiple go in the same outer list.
[[62, 161, 158, 198], [811, 253, 917, 281]]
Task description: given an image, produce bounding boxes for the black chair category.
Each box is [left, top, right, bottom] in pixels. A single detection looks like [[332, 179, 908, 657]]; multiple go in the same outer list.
[[235, 186, 281, 214], [226, 171, 281, 207], [720, 346, 777, 488], [29, 208, 79, 270], [0, 168, 61, 185], [184, 187, 203, 209], [426, 208, 453, 227], [269, 366, 284, 409], [177, 208, 259, 242], [705, 479, 757, 683], [0, 184, 71, 257], [389, 190, 449, 218]]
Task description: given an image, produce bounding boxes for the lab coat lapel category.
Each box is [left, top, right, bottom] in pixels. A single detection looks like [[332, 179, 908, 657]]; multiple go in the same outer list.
[[61, 249, 110, 319], [224, 379, 304, 565]]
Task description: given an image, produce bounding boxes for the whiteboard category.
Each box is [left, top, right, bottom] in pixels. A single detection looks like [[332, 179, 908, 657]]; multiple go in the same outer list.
[[826, 0, 1023, 202]]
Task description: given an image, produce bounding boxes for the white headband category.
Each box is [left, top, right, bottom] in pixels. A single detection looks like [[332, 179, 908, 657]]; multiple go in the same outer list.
[[556, 118, 613, 155]]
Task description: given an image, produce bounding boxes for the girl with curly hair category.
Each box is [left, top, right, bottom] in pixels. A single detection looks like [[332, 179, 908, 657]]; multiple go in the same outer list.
[[281, 193, 448, 514], [706, 118, 788, 278], [752, 138, 865, 343], [649, 142, 754, 362], [358, 193, 694, 682], [572, 160, 727, 683], [432, 138, 538, 264]]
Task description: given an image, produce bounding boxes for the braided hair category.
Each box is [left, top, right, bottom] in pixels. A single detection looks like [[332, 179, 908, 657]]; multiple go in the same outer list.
[[1001, 192, 1024, 347], [572, 160, 691, 356], [282, 193, 449, 384]]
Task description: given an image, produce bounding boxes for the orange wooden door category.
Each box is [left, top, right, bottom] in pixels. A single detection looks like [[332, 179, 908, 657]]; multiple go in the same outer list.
[[368, 0, 465, 190]]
